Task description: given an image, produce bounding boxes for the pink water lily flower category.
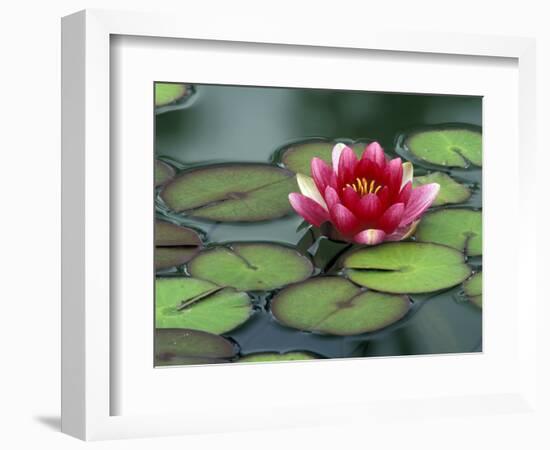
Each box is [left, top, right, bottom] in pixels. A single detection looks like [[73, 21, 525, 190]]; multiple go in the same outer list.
[[288, 142, 440, 245]]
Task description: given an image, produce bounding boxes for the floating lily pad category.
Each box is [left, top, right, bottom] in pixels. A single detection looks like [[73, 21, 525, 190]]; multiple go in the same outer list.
[[187, 243, 313, 291], [156, 277, 253, 334], [155, 83, 189, 107], [155, 328, 237, 366], [278, 140, 366, 175], [343, 242, 471, 294], [155, 247, 199, 271], [155, 221, 201, 270], [238, 352, 321, 363], [271, 277, 410, 335], [161, 164, 298, 222], [463, 272, 482, 308], [155, 220, 201, 246], [155, 160, 175, 187], [405, 128, 482, 167], [415, 209, 482, 256], [413, 172, 471, 206]]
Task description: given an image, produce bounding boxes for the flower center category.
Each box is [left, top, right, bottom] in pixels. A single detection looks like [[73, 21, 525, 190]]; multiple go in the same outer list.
[[346, 177, 382, 196]]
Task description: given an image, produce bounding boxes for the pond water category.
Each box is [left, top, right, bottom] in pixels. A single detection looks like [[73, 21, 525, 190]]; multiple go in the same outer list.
[[155, 84, 482, 363]]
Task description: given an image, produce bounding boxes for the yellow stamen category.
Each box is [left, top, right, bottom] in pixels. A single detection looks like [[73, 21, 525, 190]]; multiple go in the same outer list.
[[354, 178, 362, 195], [369, 179, 376, 193], [345, 177, 383, 197]]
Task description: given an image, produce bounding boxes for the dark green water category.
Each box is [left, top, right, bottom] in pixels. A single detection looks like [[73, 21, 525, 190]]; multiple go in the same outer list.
[[155, 84, 482, 360]]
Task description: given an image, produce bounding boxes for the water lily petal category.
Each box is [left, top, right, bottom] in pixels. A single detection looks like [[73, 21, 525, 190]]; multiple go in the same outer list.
[[324, 185, 341, 210], [386, 220, 419, 241], [338, 146, 358, 185], [331, 143, 347, 175], [398, 181, 412, 204], [401, 162, 413, 188], [357, 193, 382, 222], [296, 173, 327, 211], [341, 186, 361, 212], [376, 185, 391, 210], [288, 193, 329, 227], [353, 229, 387, 245], [363, 142, 386, 168], [311, 157, 336, 195], [399, 183, 440, 226], [386, 157, 403, 193], [378, 202, 405, 233], [356, 157, 383, 182], [329, 203, 360, 236]]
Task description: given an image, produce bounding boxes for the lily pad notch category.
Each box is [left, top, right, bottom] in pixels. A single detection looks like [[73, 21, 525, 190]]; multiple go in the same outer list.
[[403, 127, 482, 168], [271, 277, 410, 335], [343, 242, 471, 294], [187, 242, 314, 291], [161, 164, 298, 222], [415, 209, 482, 256], [155, 220, 202, 271], [156, 277, 253, 334]]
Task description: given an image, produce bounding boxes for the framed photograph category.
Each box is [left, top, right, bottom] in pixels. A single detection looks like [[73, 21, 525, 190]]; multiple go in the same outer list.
[[62, 9, 539, 441], [152, 82, 483, 367]]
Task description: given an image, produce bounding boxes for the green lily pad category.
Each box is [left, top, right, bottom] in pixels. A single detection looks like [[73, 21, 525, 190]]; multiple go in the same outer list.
[[405, 128, 482, 168], [187, 243, 313, 291], [156, 277, 253, 334], [413, 172, 471, 206], [161, 164, 298, 222], [155, 83, 189, 107], [464, 272, 482, 308], [415, 209, 482, 256], [271, 277, 410, 335], [155, 160, 175, 187], [156, 220, 201, 246], [155, 221, 201, 271], [155, 328, 237, 366], [238, 352, 320, 363], [343, 242, 471, 294], [155, 247, 199, 271], [279, 140, 366, 176]]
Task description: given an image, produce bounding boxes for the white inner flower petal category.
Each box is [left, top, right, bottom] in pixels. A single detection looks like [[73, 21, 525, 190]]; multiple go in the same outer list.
[[296, 173, 328, 211]]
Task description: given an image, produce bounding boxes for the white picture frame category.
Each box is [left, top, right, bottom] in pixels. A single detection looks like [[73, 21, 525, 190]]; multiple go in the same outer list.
[[61, 9, 539, 441]]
